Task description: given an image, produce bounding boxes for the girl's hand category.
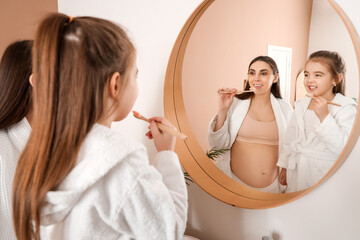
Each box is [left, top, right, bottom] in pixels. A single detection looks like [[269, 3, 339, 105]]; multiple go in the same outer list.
[[312, 96, 329, 122], [145, 117, 176, 152], [279, 168, 287, 186], [217, 88, 237, 112]]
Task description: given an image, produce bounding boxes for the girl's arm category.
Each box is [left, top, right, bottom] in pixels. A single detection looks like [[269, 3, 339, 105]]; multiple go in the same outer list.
[[114, 150, 187, 240], [315, 104, 357, 154]]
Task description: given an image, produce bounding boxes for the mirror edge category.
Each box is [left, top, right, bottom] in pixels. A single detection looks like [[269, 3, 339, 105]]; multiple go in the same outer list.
[[164, 0, 360, 208]]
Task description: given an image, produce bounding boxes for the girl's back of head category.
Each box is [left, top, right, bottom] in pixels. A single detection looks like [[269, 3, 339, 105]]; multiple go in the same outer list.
[[0, 40, 33, 129], [307, 50, 346, 94], [13, 13, 134, 240]]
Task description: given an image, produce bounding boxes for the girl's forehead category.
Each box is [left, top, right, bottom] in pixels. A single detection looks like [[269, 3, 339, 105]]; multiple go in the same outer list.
[[305, 60, 329, 71]]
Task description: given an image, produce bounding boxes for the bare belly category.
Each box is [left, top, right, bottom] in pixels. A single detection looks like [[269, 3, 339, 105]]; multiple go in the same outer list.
[[230, 140, 279, 188]]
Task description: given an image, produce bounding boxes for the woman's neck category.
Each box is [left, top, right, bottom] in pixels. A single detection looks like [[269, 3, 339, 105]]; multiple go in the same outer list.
[[251, 92, 272, 105]]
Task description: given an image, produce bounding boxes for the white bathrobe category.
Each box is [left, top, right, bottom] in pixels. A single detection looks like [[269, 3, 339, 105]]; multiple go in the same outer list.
[[40, 124, 188, 240], [208, 94, 293, 179], [0, 118, 31, 240], [277, 93, 357, 192]]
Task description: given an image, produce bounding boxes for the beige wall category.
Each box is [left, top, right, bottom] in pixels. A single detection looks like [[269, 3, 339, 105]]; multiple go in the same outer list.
[[307, 0, 359, 99], [0, 0, 58, 57], [182, 0, 313, 150]]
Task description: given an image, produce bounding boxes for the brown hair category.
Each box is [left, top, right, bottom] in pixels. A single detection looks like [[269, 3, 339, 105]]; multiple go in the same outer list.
[[0, 40, 33, 129], [12, 13, 134, 240], [236, 55, 282, 100], [307, 50, 346, 94]]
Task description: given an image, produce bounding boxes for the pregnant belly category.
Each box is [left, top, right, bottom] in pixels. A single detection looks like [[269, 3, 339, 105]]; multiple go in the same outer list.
[[230, 140, 279, 188]]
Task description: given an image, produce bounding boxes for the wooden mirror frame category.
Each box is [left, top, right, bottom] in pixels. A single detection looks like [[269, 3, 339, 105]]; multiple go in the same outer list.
[[164, 0, 360, 209]]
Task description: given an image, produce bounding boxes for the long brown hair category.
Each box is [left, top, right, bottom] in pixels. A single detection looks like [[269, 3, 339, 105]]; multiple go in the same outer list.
[[0, 40, 33, 129], [307, 50, 346, 95], [12, 13, 134, 240], [236, 55, 282, 100]]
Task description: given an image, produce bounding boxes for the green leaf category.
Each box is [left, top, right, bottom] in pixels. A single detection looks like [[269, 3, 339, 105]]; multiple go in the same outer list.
[[206, 147, 230, 161]]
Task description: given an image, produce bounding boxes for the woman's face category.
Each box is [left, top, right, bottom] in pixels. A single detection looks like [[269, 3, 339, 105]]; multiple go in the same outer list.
[[247, 61, 277, 95], [304, 60, 336, 98], [115, 54, 139, 121]]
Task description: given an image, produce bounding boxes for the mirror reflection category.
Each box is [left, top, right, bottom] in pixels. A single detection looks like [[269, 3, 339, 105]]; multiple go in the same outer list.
[[181, 0, 359, 193]]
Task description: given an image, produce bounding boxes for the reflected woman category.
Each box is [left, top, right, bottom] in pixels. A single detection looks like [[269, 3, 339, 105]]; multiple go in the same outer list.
[[208, 56, 292, 193]]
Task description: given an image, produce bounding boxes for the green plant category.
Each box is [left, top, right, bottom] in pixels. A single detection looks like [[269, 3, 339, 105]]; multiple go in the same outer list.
[[184, 171, 194, 186], [183, 147, 230, 186], [206, 147, 230, 162]]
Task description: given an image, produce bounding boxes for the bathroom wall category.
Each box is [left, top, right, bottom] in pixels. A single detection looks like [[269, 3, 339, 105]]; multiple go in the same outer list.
[[181, 0, 313, 151], [0, 0, 58, 56], [3, 0, 357, 239], [307, 0, 359, 100]]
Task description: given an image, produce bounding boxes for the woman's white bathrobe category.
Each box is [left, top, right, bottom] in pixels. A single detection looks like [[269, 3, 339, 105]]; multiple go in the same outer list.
[[40, 124, 188, 240], [277, 93, 357, 192], [0, 118, 31, 240], [208, 94, 293, 179]]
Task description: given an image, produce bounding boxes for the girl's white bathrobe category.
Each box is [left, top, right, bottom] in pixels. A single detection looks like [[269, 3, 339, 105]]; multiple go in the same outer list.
[[277, 93, 357, 192], [40, 124, 188, 240], [0, 118, 31, 240], [208, 94, 293, 179]]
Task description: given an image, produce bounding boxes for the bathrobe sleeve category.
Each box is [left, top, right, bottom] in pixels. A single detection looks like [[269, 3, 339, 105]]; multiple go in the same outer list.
[[207, 98, 245, 149], [113, 150, 187, 240], [277, 110, 298, 169], [315, 103, 357, 154], [207, 113, 232, 149]]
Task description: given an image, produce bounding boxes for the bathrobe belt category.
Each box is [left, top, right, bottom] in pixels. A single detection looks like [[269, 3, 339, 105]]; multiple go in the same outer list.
[[287, 141, 338, 170]]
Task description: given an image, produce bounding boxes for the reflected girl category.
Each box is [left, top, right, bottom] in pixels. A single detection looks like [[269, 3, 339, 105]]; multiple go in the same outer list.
[[208, 56, 293, 193], [277, 50, 357, 192]]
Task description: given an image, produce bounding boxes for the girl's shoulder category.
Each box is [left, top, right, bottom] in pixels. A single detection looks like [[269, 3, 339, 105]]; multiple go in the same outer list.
[[83, 124, 146, 161], [334, 93, 358, 107]]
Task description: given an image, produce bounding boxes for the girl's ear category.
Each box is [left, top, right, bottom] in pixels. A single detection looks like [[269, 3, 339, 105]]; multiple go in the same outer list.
[[109, 72, 121, 99], [273, 73, 279, 83], [29, 74, 34, 86], [334, 73, 343, 86]]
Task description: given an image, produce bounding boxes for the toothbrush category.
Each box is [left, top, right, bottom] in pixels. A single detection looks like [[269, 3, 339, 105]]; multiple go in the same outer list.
[[306, 93, 341, 107], [132, 111, 187, 140], [218, 79, 255, 94]]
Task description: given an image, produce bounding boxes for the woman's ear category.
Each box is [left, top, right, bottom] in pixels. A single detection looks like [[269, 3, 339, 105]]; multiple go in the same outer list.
[[273, 73, 279, 83], [109, 72, 121, 99], [29, 74, 34, 86]]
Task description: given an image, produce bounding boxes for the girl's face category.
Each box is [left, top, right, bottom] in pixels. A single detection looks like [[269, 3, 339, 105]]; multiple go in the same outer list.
[[247, 60, 278, 95], [115, 54, 139, 121], [304, 60, 336, 98]]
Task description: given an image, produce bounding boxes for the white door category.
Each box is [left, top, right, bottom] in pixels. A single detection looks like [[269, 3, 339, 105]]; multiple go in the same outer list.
[[267, 45, 292, 102]]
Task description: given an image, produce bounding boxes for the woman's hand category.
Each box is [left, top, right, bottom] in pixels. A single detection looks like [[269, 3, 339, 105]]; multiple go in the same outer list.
[[312, 96, 329, 122], [213, 88, 237, 132], [279, 168, 287, 186], [217, 88, 237, 112], [145, 117, 176, 152]]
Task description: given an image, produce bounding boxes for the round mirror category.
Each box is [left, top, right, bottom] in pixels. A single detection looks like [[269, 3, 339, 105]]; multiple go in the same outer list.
[[164, 0, 360, 208]]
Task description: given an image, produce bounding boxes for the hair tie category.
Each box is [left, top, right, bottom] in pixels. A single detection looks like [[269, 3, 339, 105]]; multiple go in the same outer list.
[[68, 16, 73, 24]]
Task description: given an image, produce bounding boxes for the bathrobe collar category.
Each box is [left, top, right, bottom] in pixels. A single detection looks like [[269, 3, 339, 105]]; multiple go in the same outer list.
[[7, 117, 31, 153]]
